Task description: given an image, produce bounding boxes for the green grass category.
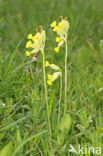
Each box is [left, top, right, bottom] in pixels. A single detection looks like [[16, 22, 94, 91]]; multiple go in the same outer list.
[[0, 0, 103, 155]]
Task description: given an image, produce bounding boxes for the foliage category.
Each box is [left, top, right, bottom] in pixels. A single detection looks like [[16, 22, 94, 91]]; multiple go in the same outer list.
[[0, 0, 103, 155]]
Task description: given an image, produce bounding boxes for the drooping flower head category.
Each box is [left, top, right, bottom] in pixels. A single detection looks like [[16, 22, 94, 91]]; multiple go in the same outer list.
[[50, 16, 69, 53], [45, 61, 61, 86], [26, 26, 46, 56]]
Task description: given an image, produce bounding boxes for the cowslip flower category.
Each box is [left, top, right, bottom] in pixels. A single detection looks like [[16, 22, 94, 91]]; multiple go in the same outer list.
[[47, 80, 52, 86], [45, 61, 60, 71], [54, 47, 59, 53], [51, 16, 69, 114], [48, 74, 53, 80], [47, 74, 53, 85], [25, 26, 46, 56], [47, 72, 61, 86], [50, 21, 57, 27], [46, 60, 62, 124], [45, 61, 61, 86], [25, 26, 52, 135], [56, 37, 61, 43], [45, 61, 50, 67], [50, 16, 69, 52], [26, 51, 31, 56]]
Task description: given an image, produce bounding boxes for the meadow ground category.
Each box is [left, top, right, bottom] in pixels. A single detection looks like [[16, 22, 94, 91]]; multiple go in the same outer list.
[[0, 0, 103, 155]]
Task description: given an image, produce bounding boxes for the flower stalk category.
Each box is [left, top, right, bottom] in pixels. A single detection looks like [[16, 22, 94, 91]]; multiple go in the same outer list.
[[42, 50, 52, 137], [64, 39, 68, 115], [58, 72, 62, 124]]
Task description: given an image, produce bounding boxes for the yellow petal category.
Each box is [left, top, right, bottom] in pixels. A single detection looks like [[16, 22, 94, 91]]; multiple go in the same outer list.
[[45, 61, 50, 67], [47, 80, 52, 86], [48, 74, 53, 80], [53, 26, 59, 32], [56, 37, 61, 43], [26, 51, 31, 56], [58, 22, 64, 28], [26, 41, 33, 48], [27, 34, 33, 39], [54, 47, 59, 53], [32, 35, 38, 40], [50, 21, 57, 27]]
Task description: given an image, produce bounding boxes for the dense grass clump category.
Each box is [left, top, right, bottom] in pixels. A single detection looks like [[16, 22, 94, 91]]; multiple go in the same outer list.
[[0, 0, 103, 155]]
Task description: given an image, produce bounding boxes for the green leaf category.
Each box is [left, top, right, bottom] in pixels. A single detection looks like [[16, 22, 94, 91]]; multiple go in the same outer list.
[[16, 129, 22, 143], [0, 116, 27, 132], [57, 132, 65, 145], [12, 130, 46, 156], [49, 91, 55, 116], [0, 142, 13, 156], [59, 114, 71, 131]]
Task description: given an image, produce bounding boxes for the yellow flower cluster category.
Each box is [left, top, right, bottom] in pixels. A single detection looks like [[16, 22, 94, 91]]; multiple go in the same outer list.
[[47, 80, 52, 86], [45, 61, 50, 67], [47, 74, 53, 86], [50, 16, 69, 53], [25, 26, 46, 56], [45, 61, 61, 86]]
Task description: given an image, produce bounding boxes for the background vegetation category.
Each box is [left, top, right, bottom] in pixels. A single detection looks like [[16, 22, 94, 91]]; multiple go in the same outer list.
[[0, 0, 103, 155]]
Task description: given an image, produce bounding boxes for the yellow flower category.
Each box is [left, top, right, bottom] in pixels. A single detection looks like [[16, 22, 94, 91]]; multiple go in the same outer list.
[[56, 37, 61, 43], [51, 17, 69, 47], [27, 34, 33, 39], [26, 26, 46, 56], [26, 41, 33, 48], [47, 80, 52, 86], [26, 51, 31, 56], [54, 47, 59, 53], [50, 21, 57, 27], [53, 26, 59, 32], [45, 61, 50, 67], [48, 74, 53, 80], [51, 17, 69, 52], [57, 19, 69, 38], [32, 35, 38, 40], [58, 22, 64, 28]]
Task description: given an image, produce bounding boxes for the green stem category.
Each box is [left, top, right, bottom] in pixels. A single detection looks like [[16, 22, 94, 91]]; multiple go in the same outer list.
[[42, 50, 51, 136], [64, 39, 68, 115], [58, 72, 62, 124]]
